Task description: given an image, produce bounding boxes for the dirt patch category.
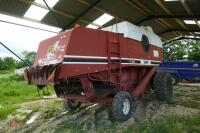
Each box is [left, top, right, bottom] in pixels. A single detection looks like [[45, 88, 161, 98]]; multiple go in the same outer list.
[[4, 84, 200, 133]]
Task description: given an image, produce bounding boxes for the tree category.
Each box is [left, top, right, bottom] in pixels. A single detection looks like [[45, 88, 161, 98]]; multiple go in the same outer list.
[[0, 57, 4, 70], [0, 57, 16, 70], [163, 39, 200, 61], [22, 51, 36, 65], [0, 51, 36, 70], [16, 51, 36, 68], [187, 41, 200, 61]]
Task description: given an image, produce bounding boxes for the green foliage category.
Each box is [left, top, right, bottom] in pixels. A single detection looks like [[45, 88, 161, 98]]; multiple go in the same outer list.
[[22, 51, 36, 64], [187, 42, 200, 61], [0, 51, 36, 70], [16, 51, 36, 68], [9, 74, 24, 81], [0, 70, 54, 120], [163, 39, 200, 61], [0, 57, 16, 70]]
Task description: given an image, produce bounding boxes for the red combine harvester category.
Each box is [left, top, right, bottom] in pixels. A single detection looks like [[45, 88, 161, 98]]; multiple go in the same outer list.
[[24, 21, 173, 121]]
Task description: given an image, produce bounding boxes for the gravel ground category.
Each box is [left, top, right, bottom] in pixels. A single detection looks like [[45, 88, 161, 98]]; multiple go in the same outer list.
[[2, 83, 200, 133]]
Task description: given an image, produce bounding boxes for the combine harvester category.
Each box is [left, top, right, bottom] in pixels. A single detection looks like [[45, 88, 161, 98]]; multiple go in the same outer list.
[[24, 21, 173, 121]]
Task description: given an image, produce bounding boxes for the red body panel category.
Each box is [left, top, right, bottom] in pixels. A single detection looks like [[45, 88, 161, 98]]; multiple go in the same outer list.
[[34, 29, 73, 66], [27, 27, 163, 104], [34, 28, 162, 78]]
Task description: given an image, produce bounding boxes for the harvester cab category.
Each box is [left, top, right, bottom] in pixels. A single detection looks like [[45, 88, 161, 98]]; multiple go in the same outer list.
[[24, 21, 173, 121]]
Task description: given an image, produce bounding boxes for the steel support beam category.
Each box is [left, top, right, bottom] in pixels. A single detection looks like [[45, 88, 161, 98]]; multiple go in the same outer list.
[[19, 0, 101, 28], [125, 0, 180, 36], [78, 0, 123, 21], [163, 36, 200, 45], [0, 42, 31, 67], [62, 0, 102, 31], [180, 0, 200, 29], [154, 0, 194, 36], [137, 15, 200, 25], [159, 29, 200, 35]]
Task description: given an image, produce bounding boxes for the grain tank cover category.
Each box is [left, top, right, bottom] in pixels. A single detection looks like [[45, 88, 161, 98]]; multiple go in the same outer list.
[[102, 21, 162, 48]]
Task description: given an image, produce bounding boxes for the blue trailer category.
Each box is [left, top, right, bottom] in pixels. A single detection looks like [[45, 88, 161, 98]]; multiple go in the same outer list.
[[158, 61, 200, 85]]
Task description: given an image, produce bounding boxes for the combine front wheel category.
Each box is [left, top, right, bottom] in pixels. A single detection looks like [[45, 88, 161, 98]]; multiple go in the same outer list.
[[112, 91, 133, 122]]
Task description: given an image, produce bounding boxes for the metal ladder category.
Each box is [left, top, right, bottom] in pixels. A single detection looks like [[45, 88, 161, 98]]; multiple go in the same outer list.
[[107, 33, 122, 89]]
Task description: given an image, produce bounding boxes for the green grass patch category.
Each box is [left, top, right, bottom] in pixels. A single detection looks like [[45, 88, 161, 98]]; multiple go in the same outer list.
[[0, 105, 18, 120], [0, 70, 55, 120], [137, 115, 200, 133], [168, 99, 200, 109]]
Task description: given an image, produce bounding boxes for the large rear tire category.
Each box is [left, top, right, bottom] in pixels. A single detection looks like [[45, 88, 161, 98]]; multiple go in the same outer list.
[[153, 72, 173, 101], [63, 99, 80, 111], [171, 74, 179, 85], [112, 91, 133, 122]]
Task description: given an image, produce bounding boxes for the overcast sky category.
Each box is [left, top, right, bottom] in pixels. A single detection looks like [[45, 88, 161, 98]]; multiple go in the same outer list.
[[0, 15, 58, 59]]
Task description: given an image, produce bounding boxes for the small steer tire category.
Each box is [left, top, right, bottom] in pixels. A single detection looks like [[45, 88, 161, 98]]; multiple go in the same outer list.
[[153, 72, 173, 101], [112, 91, 133, 122], [63, 99, 80, 112]]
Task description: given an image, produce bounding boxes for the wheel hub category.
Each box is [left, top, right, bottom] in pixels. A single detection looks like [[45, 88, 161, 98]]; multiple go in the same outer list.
[[122, 98, 130, 115]]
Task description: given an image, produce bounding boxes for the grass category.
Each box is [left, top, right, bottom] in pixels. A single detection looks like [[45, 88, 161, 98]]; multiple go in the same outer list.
[[0, 70, 55, 120], [1, 70, 200, 133], [137, 115, 200, 133]]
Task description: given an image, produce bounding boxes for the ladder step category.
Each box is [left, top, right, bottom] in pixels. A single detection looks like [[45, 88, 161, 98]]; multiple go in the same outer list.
[[111, 60, 121, 63], [109, 42, 120, 44], [108, 40, 119, 43], [110, 51, 120, 54]]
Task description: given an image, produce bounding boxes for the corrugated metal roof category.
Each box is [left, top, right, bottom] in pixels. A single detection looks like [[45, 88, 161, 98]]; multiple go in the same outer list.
[[0, 0, 199, 41]]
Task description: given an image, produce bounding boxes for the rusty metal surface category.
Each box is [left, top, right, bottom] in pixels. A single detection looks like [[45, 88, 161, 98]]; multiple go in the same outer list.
[[25, 63, 61, 86], [132, 67, 157, 99], [59, 95, 113, 105]]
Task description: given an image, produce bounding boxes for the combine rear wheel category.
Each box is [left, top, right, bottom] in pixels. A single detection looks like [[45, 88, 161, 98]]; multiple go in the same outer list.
[[63, 99, 80, 111], [171, 74, 179, 85], [112, 91, 133, 122], [153, 72, 173, 101]]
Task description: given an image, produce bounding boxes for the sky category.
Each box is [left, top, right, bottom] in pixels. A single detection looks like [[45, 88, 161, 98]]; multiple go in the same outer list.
[[0, 14, 59, 60]]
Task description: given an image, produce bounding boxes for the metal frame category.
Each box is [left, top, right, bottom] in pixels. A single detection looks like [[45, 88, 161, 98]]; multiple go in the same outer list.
[[159, 29, 200, 35], [154, 0, 194, 36], [137, 15, 200, 25], [0, 42, 31, 66], [62, 0, 102, 31], [125, 0, 180, 37], [162, 36, 200, 45], [0, 0, 199, 42], [19, 0, 101, 28]]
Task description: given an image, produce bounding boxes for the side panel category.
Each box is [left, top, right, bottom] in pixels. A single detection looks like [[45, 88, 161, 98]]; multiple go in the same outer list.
[[58, 28, 162, 78], [34, 30, 73, 66]]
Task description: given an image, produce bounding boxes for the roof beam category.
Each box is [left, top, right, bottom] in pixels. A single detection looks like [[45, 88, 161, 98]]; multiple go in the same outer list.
[[180, 0, 193, 15], [19, 0, 101, 27], [78, 0, 124, 21], [137, 15, 200, 24], [180, 0, 200, 30], [125, 0, 180, 36], [62, 0, 102, 30], [154, 0, 194, 36], [0, 19, 58, 33], [159, 29, 200, 35], [163, 36, 200, 45]]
